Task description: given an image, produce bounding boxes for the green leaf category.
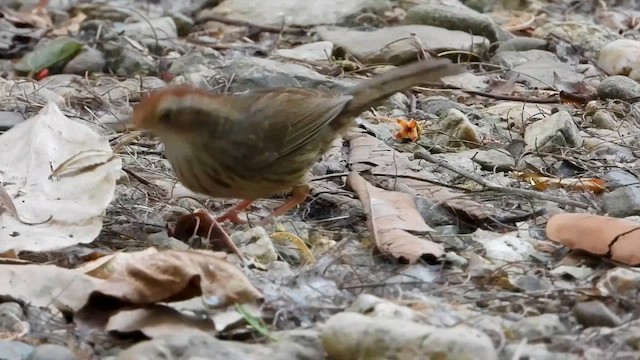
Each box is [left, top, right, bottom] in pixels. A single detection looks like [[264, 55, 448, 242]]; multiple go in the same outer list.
[[14, 36, 83, 74]]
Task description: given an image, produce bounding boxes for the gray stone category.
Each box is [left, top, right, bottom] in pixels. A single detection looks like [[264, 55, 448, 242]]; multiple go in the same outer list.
[[117, 330, 322, 360], [231, 226, 278, 265], [419, 96, 482, 119], [591, 109, 617, 130], [273, 41, 334, 62], [597, 76, 640, 101], [0, 341, 34, 360], [321, 312, 498, 360], [62, 46, 105, 75], [429, 108, 482, 148], [405, 3, 511, 42], [602, 170, 640, 188], [316, 25, 488, 65], [532, 22, 621, 58], [203, 0, 390, 27], [115, 17, 178, 51], [490, 50, 584, 89], [217, 56, 351, 93], [603, 186, 640, 217], [524, 111, 583, 152], [29, 344, 76, 360], [573, 300, 622, 328], [503, 344, 580, 360], [509, 314, 568, 339], [463, 148, 515, 171], [495, 37, 549, 53]]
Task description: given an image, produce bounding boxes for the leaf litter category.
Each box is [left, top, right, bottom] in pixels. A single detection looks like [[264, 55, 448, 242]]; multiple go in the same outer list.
[[3, 0, 640, 358]]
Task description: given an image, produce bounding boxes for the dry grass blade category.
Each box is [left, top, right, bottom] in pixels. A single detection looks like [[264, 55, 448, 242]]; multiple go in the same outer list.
[[0, 182, 51, 225]]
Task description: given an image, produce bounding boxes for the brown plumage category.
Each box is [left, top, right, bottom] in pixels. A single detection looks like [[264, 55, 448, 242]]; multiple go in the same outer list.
[[130, 58, 465, 224]]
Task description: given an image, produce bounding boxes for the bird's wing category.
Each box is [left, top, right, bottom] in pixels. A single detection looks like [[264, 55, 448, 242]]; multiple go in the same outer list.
[[210, 88, 353, 172]]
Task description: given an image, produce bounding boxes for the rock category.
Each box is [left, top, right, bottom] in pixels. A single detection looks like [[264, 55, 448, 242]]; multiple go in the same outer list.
[[597, 75, 640, 101], [321, 312, 498, 360], [216, 56, 351, 93], [495, 37, 549, 52], [503, 344, 580, 360], [347, 294, 421, 322], [203, 0, 390, 26], [29, 344, 76, 360], [573, 301, 622, 328], [273, 41, 334, 62], [524, 111, 583, 152], [118, 331, 322, 360], [597, 266, 640, 299], [405, 3, 511, 42], [602, 170, 640, 188], [427, 152, 479, 179], [482, 234, 535, 265], [62, 46, 105, 74], [603, 186, 640, 217], [316, 25, 488, 65], [168, 12, 195, 37], [419, 96, 482, 119], [115, 17, 178, 52], [463, 148, 515, 171], [231, 227, 278, 265], [590, 109, 617, 130], [598, 39, 640, 75], [0, 341, 34, 359], [508, 314, 568, 339], [490, 50, 584, 89], [429, 108, 482, 148], [103, 40, 156, 76], [0, 302, 25, 330], [532, 22, 621, 58]]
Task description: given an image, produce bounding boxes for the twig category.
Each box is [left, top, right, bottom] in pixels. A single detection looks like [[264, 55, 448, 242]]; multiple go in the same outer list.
[[414, 150, 590, 209]]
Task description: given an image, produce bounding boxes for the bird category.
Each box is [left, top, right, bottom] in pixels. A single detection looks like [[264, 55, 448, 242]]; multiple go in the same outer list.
[[130, 58, 465, 225]]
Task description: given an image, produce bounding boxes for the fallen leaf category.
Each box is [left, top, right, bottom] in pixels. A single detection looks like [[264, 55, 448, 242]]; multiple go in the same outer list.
[[75, 250, 263, 329], [106, 305, 216, 338], [0, 264, 101, 312], [14, 36, 83, 74], [514, 171, 606, 193], [0, 102, 122, 253], [169, 210, 244, 258], [348, 172, 443, 264], [546, 213, 640, 266], [74, 248, 159, 279]]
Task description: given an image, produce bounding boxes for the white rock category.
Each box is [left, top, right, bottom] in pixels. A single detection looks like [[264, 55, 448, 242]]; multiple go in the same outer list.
[[273, 41, 333, 62], [597, 39, 640, 75]]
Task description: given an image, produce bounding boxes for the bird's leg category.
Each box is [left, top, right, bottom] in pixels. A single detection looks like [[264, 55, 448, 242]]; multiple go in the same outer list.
[[259, 184, 310, 225], [216, 199, 255, 224]]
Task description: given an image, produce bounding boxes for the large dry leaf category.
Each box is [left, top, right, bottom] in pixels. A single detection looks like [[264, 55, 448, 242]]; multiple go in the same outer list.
[[346, 132, 493, 223], [74, 248, 160, 279], [546, 213, 640, 266], [348, 172, 443, 264], [75, 250, 263, 328], [106, 306, 216, 338], [0, 102, 121, 253], [0, 264, 101, 312]]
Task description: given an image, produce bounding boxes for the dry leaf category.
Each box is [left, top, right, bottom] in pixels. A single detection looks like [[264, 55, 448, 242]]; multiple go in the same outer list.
[[347, 132, 494, 224], [0, 102, 121, 253], [348, 172, 443, 264], [546, 213, 640, 266], [0, 264, 101, 312], [169, 210, 244, 258], [515, 172, 606, 193], [50, 12, 87, 36], [106, 305, 216, 338], [74, 248, 159, 279], [75, 250, 263, 329]]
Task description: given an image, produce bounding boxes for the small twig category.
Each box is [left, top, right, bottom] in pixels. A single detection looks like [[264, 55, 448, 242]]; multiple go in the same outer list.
[[414, 150, 590, 209]]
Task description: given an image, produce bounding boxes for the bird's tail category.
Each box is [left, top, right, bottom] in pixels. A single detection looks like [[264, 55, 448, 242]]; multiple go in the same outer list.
[[334, 58, 465, 129]]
